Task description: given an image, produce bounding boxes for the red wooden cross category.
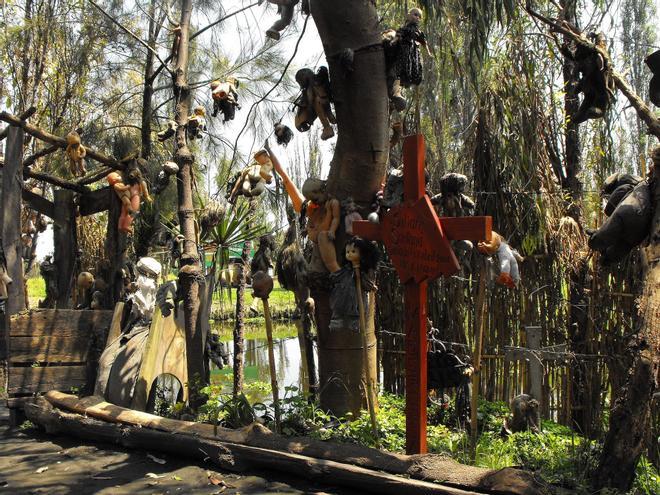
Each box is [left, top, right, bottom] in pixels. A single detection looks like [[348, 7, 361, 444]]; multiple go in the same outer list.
[[353, 134, 492, 454]]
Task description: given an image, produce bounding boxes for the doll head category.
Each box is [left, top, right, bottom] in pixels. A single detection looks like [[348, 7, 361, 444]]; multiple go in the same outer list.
[[344, 237, 380, 271], [193, 106, 206, 117], [107, 171, 124, 186], [302, 178, 328, 204], [341, 196, 359, 213], [407, 7, 423, 25]]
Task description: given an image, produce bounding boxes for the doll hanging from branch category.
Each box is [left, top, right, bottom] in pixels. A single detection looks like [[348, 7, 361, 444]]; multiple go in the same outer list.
[[227, 149, 275, 203], [210, 77, 240, 122], [294, 67, 336, 140], [65, 131, 87, 176]]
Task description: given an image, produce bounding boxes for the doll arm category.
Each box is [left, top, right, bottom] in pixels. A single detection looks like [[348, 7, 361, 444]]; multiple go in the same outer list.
[[141, 180, 153, 202], [327, 198, 340, 240], [266, 146, 305, 213]]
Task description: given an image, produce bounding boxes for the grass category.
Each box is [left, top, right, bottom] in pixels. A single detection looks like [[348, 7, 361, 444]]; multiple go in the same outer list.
[[211, 280, 297, 320], [26, 276, 46, 308]]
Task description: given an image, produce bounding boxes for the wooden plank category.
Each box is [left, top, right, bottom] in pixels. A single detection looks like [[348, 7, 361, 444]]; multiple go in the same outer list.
[[9, 335, 91, 363], [9, 309, 113, 337], [53, 190, 77, 308], [78, 187, 111, 216], [1, 126, 26, 316], [8, 366, 87, 394], [439, 216, 492, 241], [22, 188, 55, 219]]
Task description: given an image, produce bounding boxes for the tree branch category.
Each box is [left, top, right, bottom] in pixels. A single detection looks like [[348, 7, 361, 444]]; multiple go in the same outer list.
[[0, 106, 36, 141], [23, 145, 59, 168], [87, 0, 172, 76], [524, 7, 660, 140], [0, 111, 122, 169], [147, 1, 262, 85]]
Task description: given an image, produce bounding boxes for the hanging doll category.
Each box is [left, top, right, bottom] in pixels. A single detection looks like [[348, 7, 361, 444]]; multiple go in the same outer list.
[[477, 231, 523, 289], [382, 7, 429, 111], [294, 67, 336, 140], [153, 161, 179, 195], [274, 122, 294, 146], [227, 149, 275, 203], [265, 0, 299, 40], [431, 173, 476, 260], [210, 77, 240, 122], [65, 131, 87, 176], [186, 106, 207, 140], [157, 120, 177, 142], [107, 168, 151, 234]]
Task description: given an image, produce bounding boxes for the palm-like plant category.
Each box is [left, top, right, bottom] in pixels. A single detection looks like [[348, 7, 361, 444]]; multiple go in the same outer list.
[[201, 201, 269, 276]]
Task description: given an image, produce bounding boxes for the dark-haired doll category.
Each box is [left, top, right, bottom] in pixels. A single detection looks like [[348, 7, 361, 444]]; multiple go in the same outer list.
[[318, 235, 380, 331]]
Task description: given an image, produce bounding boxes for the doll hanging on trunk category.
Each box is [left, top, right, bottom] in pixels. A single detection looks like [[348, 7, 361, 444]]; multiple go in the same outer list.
[[383, 7, 430, 112]]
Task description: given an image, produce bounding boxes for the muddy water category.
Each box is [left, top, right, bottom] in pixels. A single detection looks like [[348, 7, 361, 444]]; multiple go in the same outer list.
[[210, 321, 314, 401]]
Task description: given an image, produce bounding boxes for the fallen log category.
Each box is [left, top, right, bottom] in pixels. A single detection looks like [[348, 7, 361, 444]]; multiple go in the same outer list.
[[25, 398, 482, 495], [44, 391, 548, 494]]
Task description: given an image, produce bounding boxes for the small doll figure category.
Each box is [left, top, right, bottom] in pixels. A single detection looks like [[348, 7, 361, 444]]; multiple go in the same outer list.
[[157, 120, 177, 142], [342, 197, 363, 236], [294, 67, 336, 140], [477, 231, 523, 289], [383, 7, 429, 111], [228, 149, 275, 203], [210, 77, 240, 122], [317, 236, 379, 331], [187, 106, 207, 140], [107, 172, 134, 233], [153, 161, 179, 195], [265, 0, 299, 40], [65, 131, 87, 176], [431, 173, 476, 261], [274, 122, 294, 146], [126, 157, 153, 204]]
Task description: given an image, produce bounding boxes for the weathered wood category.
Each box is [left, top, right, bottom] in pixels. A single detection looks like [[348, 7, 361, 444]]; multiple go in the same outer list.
[[22, 144, 59, 168], [104, 189, 126, 308], [131, 307, 188, 411], [26, 399, 484, 495], [78, 187, 111, 216], [21, 188, 55, 219], [42, 392, 547, 494], [353, 216, 492, 243], [9, 335, 92, 363], [0, 106, 36, 141], [104, 302, 124, 347], [25, 169, 89, 194], [0, 111, 121, 168], [1, 127, 26, 315], [262, 298, 281, 431], [53, 190, 77, 308], [470, 259, 488, 452], [8, 366, 87, 394], [9, 308, 113, 337]]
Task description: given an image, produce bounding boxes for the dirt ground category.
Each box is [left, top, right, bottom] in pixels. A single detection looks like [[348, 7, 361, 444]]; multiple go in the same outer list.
[[0, 424, 357, 495]]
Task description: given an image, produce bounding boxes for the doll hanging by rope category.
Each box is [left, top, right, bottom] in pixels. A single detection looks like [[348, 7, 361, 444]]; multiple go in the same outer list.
[[477, 231, 523, 289]]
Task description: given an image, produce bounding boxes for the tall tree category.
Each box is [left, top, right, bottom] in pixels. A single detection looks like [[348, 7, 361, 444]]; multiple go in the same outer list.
[[171, 0, 206, 406], [309, 1, 389, 414]]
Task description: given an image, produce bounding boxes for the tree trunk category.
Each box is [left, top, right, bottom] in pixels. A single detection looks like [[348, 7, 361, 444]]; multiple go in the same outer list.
[[559, 0, 591, 435], [140, 0, 158, 161], [232, 240, 250, 396], [593, 164, 660, 490], [172, 0, 206, 406], [309, 0, 389, 416]]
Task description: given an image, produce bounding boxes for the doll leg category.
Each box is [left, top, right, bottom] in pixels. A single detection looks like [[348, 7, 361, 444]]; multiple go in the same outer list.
[[509, 257, 520, 285], [317, 232, 340, 273]]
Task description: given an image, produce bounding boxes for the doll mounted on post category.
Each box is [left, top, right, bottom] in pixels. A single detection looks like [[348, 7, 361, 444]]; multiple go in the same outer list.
[[294, 66, 336, 140]]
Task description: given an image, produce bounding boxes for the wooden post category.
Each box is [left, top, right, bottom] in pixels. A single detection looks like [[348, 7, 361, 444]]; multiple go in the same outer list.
[[104, 189, 127, 308], [262, 297, 281, 432], [354, 265, 379, 443], [1, 127, 26, 316], [470, 260, 488, 453], [525, 326, 543, 409], [53, 189, 77, 308]]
